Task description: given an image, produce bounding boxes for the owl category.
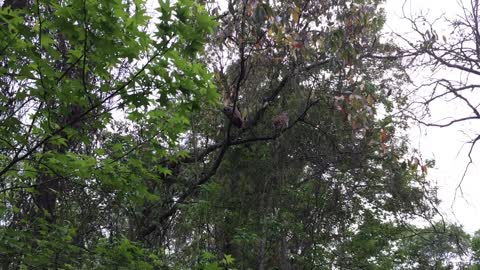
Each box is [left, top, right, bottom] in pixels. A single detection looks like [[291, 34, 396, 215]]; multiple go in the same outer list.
[[273, 112, 289, 130], [223, 105, 243, 128]]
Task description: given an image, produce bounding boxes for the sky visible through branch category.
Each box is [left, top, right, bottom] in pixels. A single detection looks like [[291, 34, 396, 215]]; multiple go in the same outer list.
[[385, 0, 480, 233]]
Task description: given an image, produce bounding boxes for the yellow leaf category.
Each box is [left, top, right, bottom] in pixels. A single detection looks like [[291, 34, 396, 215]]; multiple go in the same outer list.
[[366, 94, 374, 105], [286, 34, 294, 44], [292, 7, 300, 23], [380, 129, 389, 143], [268, 28, 274, 37]]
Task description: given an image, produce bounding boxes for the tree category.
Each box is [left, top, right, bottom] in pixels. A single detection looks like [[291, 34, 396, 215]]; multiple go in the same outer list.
[[0, 0, 216, 268], [394, 223, 472, 269], [151, 0, 442, 268], [471, 230, 480, 267], [398, 0, 480, 181], [0, 0, 463, 268]]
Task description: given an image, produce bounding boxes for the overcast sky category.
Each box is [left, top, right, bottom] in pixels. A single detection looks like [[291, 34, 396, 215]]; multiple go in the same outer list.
[[385, 0, 480, 233]]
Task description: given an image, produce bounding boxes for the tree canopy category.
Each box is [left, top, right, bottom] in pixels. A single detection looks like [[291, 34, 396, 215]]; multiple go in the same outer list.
[[0, 0, 478, 269]]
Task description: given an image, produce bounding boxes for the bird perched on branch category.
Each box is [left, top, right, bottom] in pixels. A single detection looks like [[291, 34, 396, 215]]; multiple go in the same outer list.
[[222, 104, 243, 128], [273, 112, 289, 131]]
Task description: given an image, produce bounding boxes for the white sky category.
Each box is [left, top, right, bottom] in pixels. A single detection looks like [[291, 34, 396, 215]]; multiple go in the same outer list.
[[385, 0, 480, 233]]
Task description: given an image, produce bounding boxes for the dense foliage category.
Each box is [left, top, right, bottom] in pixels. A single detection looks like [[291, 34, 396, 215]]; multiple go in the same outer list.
[[0, 0, 478, 269]]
